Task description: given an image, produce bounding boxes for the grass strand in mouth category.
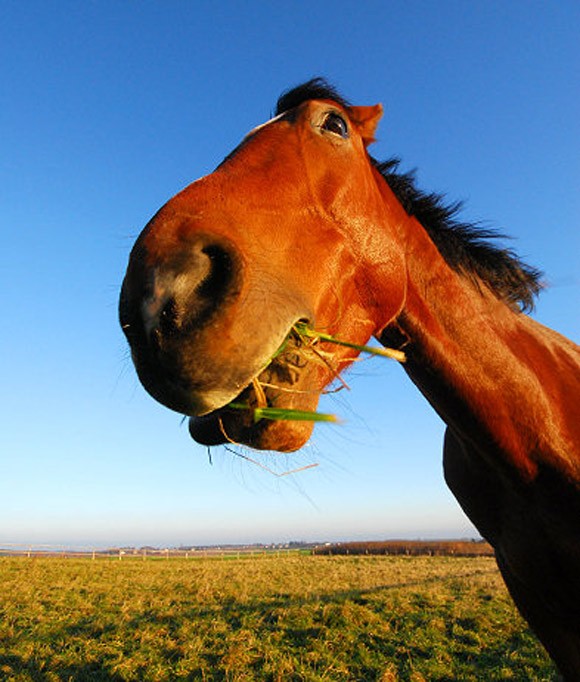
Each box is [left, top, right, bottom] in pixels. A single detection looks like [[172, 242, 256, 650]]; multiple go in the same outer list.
[[228, 403, 339, 423], [293, 322, 406, 363], [225, 324, 404, 425]]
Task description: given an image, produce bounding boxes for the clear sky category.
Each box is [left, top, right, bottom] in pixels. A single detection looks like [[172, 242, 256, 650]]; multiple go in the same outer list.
[[1, 2, 578, 549]]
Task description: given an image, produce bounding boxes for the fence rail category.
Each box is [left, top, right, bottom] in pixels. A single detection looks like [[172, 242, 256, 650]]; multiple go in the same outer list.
[[0, 544, 310, 560], [0, 540, 492, 560]]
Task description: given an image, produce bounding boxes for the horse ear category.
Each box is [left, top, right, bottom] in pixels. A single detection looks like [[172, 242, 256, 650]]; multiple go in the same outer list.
[[349, 104, 383, 146]]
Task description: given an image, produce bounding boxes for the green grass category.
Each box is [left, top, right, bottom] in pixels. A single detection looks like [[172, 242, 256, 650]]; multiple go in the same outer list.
[[0, 554, 557, 681], [293, 323, 406, 363], [228, 403, 339, 424], [226, 323, 406, 425]]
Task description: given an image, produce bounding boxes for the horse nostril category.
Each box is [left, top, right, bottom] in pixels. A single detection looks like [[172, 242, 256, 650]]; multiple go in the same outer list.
[[159, 298, 180, 336], [197, 244, 236, 301], [161, 241, 240, 336], [174, 241, 240, 329], [123, 238, 242, 350]]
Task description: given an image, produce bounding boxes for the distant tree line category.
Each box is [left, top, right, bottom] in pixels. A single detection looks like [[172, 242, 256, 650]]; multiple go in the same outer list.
[[312, 540, 494, 557]]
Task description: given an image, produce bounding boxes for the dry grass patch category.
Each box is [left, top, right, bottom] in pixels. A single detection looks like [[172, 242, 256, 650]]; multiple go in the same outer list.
[[0, 554, 557, 681]]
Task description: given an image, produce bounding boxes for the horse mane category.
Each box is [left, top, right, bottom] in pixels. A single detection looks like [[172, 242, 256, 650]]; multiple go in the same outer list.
[[276, 79, 543, 312]]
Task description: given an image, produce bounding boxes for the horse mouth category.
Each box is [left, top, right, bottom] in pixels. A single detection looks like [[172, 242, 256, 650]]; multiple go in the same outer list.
[[188, 327, 331, 452]]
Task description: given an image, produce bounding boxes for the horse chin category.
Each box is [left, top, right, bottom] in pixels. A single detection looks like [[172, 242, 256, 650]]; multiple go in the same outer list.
[[188, 409, 315, 452], [188, 349, 325, 452]]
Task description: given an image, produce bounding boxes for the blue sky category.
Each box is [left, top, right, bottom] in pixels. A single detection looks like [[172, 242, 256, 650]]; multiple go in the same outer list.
[[1, 2, 578, 549]]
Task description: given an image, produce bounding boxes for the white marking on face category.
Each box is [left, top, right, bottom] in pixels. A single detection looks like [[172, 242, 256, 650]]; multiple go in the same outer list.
[[243, 113, 285, 140]]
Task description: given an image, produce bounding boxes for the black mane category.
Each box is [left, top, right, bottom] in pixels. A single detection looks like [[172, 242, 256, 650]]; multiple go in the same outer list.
[[276, 79, 542, 311]]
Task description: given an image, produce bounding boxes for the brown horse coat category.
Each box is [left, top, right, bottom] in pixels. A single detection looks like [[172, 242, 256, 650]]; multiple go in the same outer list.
[[120, 80, 580, 678]]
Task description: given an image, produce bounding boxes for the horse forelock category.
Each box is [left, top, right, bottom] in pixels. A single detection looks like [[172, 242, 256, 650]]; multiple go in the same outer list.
[[275, 78, 351, 116]]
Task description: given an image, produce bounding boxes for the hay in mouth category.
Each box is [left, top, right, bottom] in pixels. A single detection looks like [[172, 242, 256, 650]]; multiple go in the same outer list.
[[188, 323, 405, 446], [224, 323, 406, 424]]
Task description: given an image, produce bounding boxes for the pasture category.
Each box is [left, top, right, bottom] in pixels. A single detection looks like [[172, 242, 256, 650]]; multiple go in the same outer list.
[[0, 554, 557, 681]]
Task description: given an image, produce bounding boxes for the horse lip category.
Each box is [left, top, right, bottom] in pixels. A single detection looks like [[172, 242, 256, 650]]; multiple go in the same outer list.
[[187, 326, 311, 447], [185, 316, 309, 417], [132, 314, 318, 444], [188, 410, 231, 446], [129, 346, 235, 417], [187, 381, 260, 446]]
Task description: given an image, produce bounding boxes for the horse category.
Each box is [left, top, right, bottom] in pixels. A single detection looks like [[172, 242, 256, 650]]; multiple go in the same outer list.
[[119, 79, 580, 678]]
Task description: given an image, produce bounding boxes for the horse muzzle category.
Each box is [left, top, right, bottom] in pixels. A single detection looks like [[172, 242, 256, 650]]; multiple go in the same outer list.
[[119, 231, 314, 422]]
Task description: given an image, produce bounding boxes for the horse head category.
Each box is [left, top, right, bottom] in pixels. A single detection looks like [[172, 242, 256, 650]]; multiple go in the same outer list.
[[120, 81, 406, 451]]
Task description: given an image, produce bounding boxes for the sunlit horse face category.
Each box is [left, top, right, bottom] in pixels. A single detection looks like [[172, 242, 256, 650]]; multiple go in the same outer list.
[[120, 96, 407, 451]]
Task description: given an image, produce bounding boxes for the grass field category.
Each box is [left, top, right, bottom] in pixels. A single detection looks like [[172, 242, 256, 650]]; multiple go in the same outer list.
[[0, 554, 557, 681]]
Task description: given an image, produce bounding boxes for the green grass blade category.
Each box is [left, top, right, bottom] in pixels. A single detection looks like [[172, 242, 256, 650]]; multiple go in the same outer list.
[[228, 402, 339, 424], [294, 322, 406, 363]]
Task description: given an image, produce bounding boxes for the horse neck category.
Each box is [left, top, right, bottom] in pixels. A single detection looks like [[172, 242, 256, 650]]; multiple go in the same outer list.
[[384, 214, 580, 484]]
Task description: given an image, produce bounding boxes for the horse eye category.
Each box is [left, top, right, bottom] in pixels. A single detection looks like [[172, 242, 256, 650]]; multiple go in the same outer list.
[[321, 112, 348, 138]]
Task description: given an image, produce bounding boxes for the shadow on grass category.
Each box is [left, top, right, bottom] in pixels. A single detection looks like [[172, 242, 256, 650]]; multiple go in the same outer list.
[[3, 566, 557, 681], [0, 653, 125, 681]]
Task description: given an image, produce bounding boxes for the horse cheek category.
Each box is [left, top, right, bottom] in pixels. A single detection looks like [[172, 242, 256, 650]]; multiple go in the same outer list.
[[355, 251, 407, 335]]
